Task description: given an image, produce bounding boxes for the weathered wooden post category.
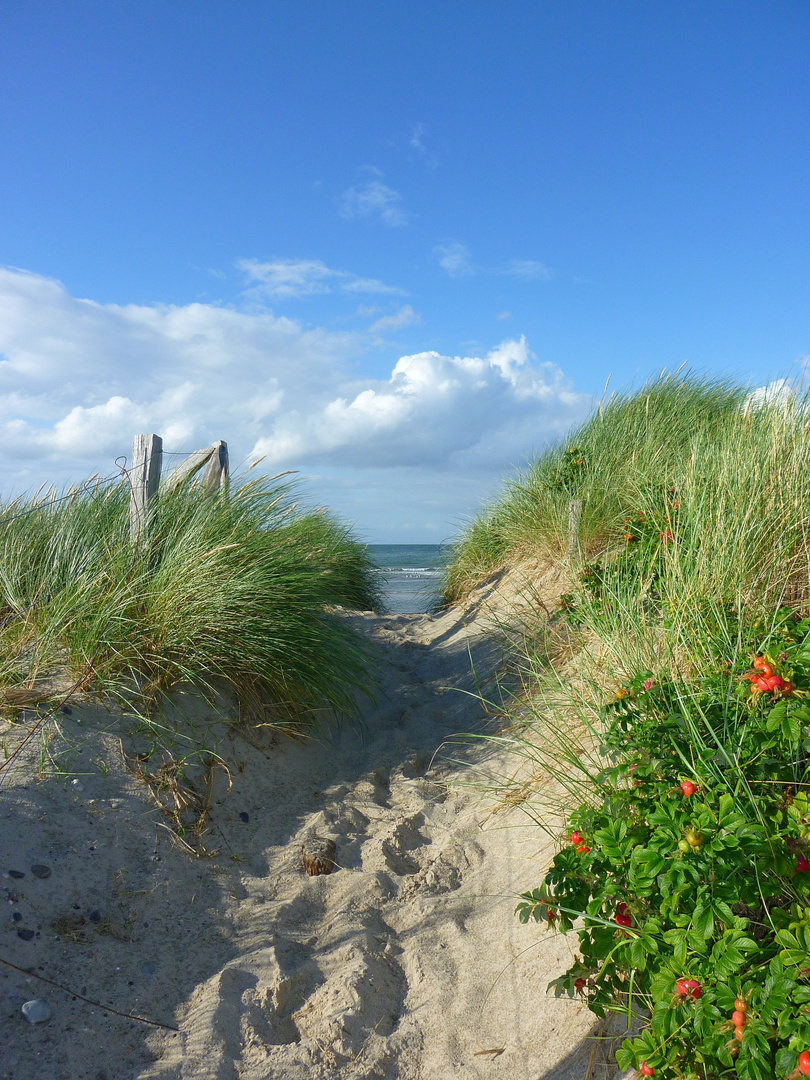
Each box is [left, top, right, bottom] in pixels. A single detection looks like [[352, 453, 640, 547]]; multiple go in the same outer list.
[[164, 441, 229, 493], [201, 440, 229, 492], [130, 433, 163, 542], [568, 497, 583, 566]]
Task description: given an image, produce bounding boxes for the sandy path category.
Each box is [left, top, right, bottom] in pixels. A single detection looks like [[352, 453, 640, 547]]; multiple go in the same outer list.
[[1, 602, 618, 1080]]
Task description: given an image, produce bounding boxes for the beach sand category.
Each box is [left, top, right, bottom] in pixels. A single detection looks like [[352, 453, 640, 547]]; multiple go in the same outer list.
[[0, 570, 627, 1080]]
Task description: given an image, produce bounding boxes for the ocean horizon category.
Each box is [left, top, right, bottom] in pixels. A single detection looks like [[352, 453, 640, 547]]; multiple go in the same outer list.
[[367, 543, 451, 614]]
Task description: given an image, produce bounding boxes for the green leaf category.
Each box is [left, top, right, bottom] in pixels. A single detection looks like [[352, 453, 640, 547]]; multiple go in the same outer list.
[[615, 1043, 634, 1073], [775, 1047, 796, 1075], [766, 701, 788, 733], [717, 792, 736, 825], [663, 927, 688, 965], [782, 713, 801, 743], [693, 905, 715, 940], [628, 934, 648, 969], [712, 899, 737, 925]]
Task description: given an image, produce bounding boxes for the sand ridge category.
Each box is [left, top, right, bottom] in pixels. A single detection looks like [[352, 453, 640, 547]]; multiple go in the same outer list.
[[1, 591, 621, 1079]]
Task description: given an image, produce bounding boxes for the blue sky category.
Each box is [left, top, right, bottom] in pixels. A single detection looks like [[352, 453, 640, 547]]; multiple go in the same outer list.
[[1, 2, 809, 541]]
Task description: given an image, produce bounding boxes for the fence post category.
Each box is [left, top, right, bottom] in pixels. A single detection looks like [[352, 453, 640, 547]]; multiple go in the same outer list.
[[567, 497, 583, 566], [130, 433, 163, 542], [164, 440, 229, 493], [201, 440, 229, 492]]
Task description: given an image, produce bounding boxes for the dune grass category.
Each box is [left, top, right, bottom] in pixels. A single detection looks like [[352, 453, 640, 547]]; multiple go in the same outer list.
[[445, 373, 810, 1076], [0, 471, 381, 731], [444, 372, 810, 631], [444, 371, 810, 807]]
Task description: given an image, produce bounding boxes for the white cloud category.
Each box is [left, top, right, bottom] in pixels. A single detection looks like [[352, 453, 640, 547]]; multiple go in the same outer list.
[[434, 246, 552, 283], [339, 180, 408, 227], [0, 268, 589, 540], [496, 310, 512, 321], [410, 123, 426, 153], [499, 259, 553, 281], [238, 258, 334, 299], [742, 379, 794, 415], [341, 275, 407, 296], [434, 241, 476, 278], [238, 258, 406, 300], [250, 336, 588, 470], [369, 306, 421, 333]]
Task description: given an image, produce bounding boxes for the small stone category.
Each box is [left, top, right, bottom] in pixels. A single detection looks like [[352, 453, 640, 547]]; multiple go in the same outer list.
[[88, 909, 101, 923], [12, 912, 21, 922], [239, 812, 249, 823], [21, 998, 50, 1024], [141, 961, 156, 975], [61, 706, 72, 716], [16, 928, 35, 941], [8, 870, 25, 879], [71, 779, 83, 791], [30, 864, 51, 879]]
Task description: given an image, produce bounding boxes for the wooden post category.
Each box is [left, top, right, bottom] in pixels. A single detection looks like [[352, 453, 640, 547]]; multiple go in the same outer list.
[[164, 441, 229, 493], [568, 497, 583, 565], [201, 440, 229, 492], [130, 434, 163, 542]]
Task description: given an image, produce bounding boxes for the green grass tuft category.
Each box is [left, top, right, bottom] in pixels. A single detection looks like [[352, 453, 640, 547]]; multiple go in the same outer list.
[[0, 472, 381, 731]]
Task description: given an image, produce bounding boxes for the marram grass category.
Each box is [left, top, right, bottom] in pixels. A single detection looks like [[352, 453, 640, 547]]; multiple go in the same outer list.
[[0, 472, 381, 731], [443, 370, 810, 817], [444, 371, 810, 628]]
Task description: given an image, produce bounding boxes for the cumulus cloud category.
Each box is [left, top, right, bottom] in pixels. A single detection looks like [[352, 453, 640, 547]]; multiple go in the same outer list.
[[410, 123, 426, 153], [339, 180, 408, 227], [434, 245, 552, 282], [238, 258, 406, 300], [499, 259, 553, 281], [0, 267, 356, 470], [742, 379, 794, 415], [250, 336, 588, 470], [369, 306, 421, 333], [0, 267, 589, 538], [434, 241, 475, 278]]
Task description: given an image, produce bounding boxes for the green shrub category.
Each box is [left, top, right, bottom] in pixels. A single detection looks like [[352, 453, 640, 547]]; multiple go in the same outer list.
[[519, 611, 810, 1078]]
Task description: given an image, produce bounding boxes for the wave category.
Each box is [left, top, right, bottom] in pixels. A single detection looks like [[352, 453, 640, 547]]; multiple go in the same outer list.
[[372, 567, 442, 575]]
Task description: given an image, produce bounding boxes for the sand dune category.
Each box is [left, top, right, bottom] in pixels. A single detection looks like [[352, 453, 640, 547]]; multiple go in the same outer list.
[[1, 588, 624, 1079]]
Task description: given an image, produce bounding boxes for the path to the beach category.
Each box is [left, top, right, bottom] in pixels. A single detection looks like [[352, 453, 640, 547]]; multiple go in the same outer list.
[[1, 601, 617, 1080]]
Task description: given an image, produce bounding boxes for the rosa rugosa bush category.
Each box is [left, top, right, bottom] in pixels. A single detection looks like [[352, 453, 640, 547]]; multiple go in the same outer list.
[[518, 613, 810, 1079]]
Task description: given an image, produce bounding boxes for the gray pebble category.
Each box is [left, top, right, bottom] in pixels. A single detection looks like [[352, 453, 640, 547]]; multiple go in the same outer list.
[[16, 928, 35, 941], [88, 909, 101, 923], [239, 812, 250, 823], [8, 870, 24, 879], [21, 998, 50, 1024], [30, 864, 51, 879]]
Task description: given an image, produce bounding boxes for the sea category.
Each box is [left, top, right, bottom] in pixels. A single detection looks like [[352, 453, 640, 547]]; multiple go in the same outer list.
[[367, 544, 449, 614]]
